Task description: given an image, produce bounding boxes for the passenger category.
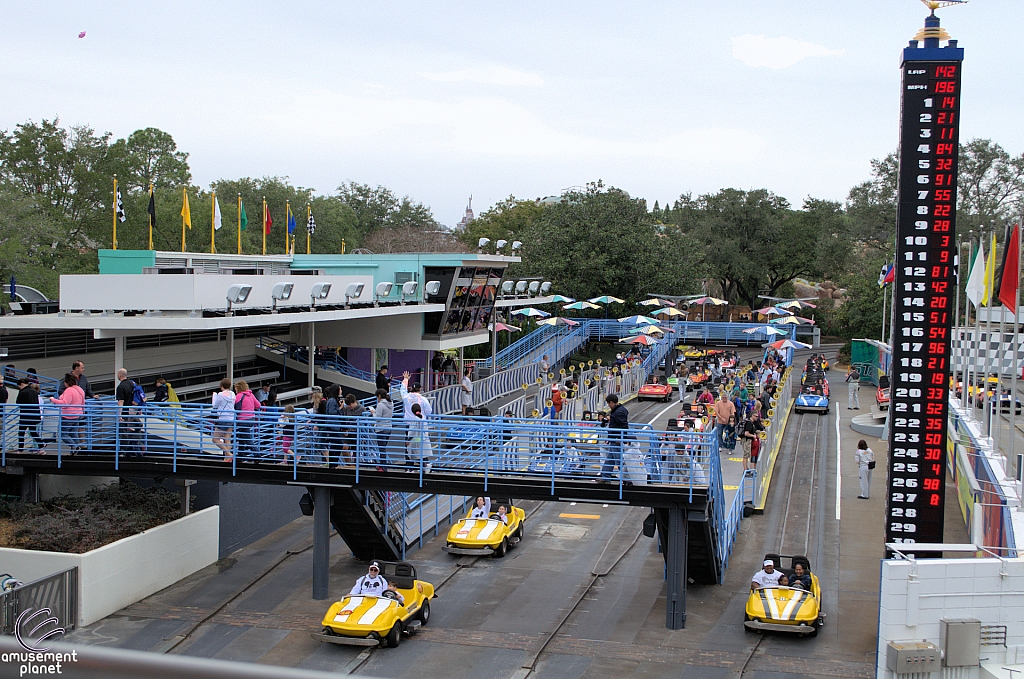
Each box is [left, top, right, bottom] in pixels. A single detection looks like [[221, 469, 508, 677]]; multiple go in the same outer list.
[[789, 563, 812, 590], [470, 496, 491, 519], [696, 386, 714, 406], [751, 559, 784, 590], [350, 562, 388, 596], [381, 580, 405, 604], [494, 505, 509, 525]]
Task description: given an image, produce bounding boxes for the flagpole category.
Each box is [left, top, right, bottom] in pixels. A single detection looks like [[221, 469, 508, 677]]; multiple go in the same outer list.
[[1012, 224, 1021, 477], [262, 197, 267, 256], [306, 204, 311, 255], [964, 238, 974, 404], [148, 184, 154, 251], [237, 194, 242, 255], [986, 227, 996, 439], [881, 281, 887, 343], [181, 188, 187, 253], [285, 200, 290, 256], [112, 175, 118, 250], [210, 191, 216, 255], [955, 237, 963, 387]]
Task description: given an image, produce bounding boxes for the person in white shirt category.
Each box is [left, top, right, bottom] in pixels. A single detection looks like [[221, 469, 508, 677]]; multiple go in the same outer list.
[[751, 560, 786, 590], [854, 440, 875, 499], [460, 368, 474, 415], [470, 496, 491, 518], [495, 505, 509, 525], [350, 562, 388, 596], [211, 378, 236, 460], [399, 372, 432, 421], [541, 356, 550, 384], [381, 581, 404, 605]]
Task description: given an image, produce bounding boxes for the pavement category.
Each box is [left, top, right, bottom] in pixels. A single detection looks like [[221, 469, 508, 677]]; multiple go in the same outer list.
[[60, 350, 972, 678]]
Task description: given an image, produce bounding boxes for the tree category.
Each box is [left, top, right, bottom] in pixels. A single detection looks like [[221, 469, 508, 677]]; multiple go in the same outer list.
[[845, 153, 898, 256], [957, 139, 1024, 241], [456, 196, 544, 249], [334, 182, 438, 244], [515, 183, 705, 305], [108, 128, 191, 193]]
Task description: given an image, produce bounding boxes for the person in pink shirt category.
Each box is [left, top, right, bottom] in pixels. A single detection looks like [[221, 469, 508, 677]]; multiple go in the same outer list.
[[50, 373, 85, 452]]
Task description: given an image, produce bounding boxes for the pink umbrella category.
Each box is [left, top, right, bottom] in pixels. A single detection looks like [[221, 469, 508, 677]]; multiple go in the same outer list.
[[491, 322, 521, 333], [618, 334, 660, 346]]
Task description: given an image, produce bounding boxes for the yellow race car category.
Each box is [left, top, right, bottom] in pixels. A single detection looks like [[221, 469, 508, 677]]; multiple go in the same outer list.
[[443, 497, 525, 558], [313, 561, 435, 648], [744, 554, 823, 637]]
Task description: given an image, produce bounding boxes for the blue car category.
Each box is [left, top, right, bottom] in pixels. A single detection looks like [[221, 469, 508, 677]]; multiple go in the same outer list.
[[794, 378, 830, 415]]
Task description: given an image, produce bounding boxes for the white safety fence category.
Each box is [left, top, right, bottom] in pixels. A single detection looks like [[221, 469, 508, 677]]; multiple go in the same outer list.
[[751, 367, 795, 509]]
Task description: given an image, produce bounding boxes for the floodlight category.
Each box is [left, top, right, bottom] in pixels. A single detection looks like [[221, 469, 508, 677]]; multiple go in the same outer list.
[[226, 284, 252, 314], [539, 282, 552, 295], [527, 281, 540, 296], [310, 282, 331, 308], [500, 281, 514, 296], [401, 280, 418, 304], [511, 241, 523, 251], [271, 282, 294, 312], [425, 280, 441, 296], [495, 239, 508, 250], [514, 281, 528, 296], [478, 237, 491, 249], [345, 282, 365, 306], [374, 281, 393, 306]]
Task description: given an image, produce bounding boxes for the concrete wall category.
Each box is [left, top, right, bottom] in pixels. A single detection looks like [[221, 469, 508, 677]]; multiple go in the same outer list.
[[0, 506, 219, 626], [877, 556, 1024, 679], [38, 475, 118, 502]]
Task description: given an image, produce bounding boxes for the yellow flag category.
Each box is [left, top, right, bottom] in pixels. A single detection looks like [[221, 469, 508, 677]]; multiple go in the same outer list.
[[984, 232, 996, 305], [181, 188, 192, 229]]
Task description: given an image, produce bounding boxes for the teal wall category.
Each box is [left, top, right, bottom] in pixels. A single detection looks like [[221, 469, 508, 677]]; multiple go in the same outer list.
[[97, 249, 156, 274]]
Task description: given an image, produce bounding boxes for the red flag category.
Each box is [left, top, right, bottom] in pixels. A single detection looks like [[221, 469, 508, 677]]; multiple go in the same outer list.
[[264, 204, 273, 235], [999, 223, 1020, 312]]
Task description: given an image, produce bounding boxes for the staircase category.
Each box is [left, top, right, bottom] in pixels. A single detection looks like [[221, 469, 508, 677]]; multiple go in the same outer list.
[[328, 488, 403, 562]]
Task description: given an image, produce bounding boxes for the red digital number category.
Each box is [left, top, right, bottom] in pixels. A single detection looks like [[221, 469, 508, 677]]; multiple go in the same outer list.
[[930, 312, 948, 324], [935, 174, 952, 186], [937, 143, 956, 155], [935, 205, 951, 217], [935, 65, 957, 77], [931, 281, 948, 293], [926, 403, 943, 415], [936, 112, 956, 125], [935, 189, 952, 201], [928, 342, 944, 353], [924, 478, 941, 490], [936, 158, 953, 170], [941, 96, 957, 108], [930, 494, 941, 506], [925, 434, 942, 445], [934, 81, 956, 93], [933, 219, 951, 232], [932, 464, 942, 476], [930, 296, 948, 308], [927, 388, 944, 400], [929, 327, 947, 339], [924, 448, 942, 460], [925, 417, 943, 430]]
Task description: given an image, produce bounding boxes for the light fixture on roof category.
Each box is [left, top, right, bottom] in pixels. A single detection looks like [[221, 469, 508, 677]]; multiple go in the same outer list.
[[500, 280, 514, 297], [477, 237, 490, 250], [226, 284, 252, 315], [400, 280, 418, 305], [495, 239, 508, 251], [514, 281, 528, 296], [425, 280, 441, 297], [344, 282, 365, 307], [539, 281, 552, 295], [310, 282, 331, 309], [271, 282, 294, 313], [528, 281, 540, 296], [511, 241, 522, 252], [374, 281, 393, 306]]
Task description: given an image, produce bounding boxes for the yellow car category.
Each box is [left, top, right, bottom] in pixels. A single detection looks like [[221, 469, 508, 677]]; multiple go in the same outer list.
[[744, 554, 823, 637], [313, 561, 435, 648], [683, 348, 706, 359], [443, 497, 525, 557]]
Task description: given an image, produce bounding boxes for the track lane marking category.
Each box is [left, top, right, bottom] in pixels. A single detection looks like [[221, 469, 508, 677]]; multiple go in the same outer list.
[[835, 408, 842, 521], [559, 513, 601, 519]]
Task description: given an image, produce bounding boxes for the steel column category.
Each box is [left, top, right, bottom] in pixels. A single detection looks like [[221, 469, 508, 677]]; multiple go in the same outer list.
[[226, 328, 235, 383], [308, 323, 316, 390], [312, 486, 331, 600], [665, 506, 687, 629]]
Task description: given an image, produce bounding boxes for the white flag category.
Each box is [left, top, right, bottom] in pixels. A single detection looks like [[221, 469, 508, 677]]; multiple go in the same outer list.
[[213, 196, 223, 231], [965, 241, 986, 308]]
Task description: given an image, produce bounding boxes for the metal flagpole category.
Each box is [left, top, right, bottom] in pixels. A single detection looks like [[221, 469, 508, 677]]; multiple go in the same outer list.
[[148, 183, 154, 251], [306, 204, 311, 255], [881, 282, 887, 342], [237, 194, 242, 255], [964, 239, 975, 407], [210, 191, 216, 255], [262, 197, 267, 256], [1012, 225, 1021, 478], [112, 176, 118, 250], [954, 238, 963, 387]]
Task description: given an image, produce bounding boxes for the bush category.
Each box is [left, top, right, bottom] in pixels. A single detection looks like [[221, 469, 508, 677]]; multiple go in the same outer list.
[[0, 481, 182, 553]]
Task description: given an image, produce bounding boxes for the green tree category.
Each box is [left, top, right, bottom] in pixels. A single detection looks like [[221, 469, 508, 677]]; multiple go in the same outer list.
[[108, 128, 191, 193], [334, 182, 438, 245], [456, 196, 544, 249], [846, 153, 898, 256]]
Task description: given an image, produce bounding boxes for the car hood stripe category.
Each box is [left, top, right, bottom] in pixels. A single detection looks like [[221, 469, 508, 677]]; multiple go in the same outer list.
[[335, 596, 364, 622], [476, 520, 501, 541], [357, 597, 396, 624]]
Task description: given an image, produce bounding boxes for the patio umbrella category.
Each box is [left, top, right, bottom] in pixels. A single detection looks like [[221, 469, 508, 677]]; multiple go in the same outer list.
[[588, 295, 625, 305], [779, 300, 817, 310], [511, 307, 551, 318], [538, 317, 580, 327], [638, 298, 676, 307], [689, 296, 728, 306], [618, 334, 660, 346], [549, 295, 575, 304], [618, 315, 660, 325], [771, 316, 815, 325], [768, 339, 812, 350], [742, 326, 787, 336], [636, 324, 666, 335], [753, 306, 793, 317], [490, 322, 522, 333], [562, 301, 601, 311], [651, 306, 685, 318]]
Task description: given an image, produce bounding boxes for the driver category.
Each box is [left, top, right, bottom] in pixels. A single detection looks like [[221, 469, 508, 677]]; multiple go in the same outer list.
[[751, 559, 785, 590], [350, 562, 388, 596], [493, 505, 509, 525], [381, 581, 405, 604], [788, 562, 811, 590], [470, 496, 491, 519]]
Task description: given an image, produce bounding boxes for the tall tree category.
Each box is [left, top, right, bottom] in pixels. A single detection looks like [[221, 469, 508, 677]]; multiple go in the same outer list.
[[456, 196, 544, 249]]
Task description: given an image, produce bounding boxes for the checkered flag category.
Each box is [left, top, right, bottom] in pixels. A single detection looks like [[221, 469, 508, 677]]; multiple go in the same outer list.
[[115, 187, 126, 223], [307, 212, 316, 236]]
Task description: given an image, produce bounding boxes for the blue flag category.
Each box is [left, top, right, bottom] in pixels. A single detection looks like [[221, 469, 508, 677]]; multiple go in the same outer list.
[[287, 205, 296, 234]]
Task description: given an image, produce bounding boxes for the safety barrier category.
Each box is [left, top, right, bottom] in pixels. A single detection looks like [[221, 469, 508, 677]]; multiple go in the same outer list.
[[720, 469, 755, 572], [0, 566, 78, 635], [751, 367, 795, 510], [1, 366, 62, 399]]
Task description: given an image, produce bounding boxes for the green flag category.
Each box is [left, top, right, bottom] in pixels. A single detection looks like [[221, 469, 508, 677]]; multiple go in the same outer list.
[[239, 199, 248, 231]]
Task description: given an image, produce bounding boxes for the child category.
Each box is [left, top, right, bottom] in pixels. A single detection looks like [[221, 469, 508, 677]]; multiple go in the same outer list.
[[278, 405, 296, 464]]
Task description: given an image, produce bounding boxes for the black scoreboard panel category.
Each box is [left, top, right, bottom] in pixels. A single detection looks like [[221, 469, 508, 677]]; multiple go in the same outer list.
[[885, 59, 962, 552]]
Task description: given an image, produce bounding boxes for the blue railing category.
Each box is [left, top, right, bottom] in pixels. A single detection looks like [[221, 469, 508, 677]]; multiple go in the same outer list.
[[2, 367, 62, 399]]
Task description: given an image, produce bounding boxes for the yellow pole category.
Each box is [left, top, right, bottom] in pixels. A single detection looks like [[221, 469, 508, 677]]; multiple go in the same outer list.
[[341, 238, 346, 255], [112, 176, 118, 250], [306, 204, 311, 255], [262, 197, 267, 256], [237, 193, 242, 255], [285, 200, 290, 255], [181, 188, 186, 252], [210, 191, 216, 255], [148, 183, 154, 251]]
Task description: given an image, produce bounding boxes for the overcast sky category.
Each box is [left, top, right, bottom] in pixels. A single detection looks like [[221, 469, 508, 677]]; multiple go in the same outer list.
[[2, 1, 1019, 225]]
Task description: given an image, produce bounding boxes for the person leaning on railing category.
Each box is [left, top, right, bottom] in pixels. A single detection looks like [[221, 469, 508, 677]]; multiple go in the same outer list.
[[49, 373, 85, 453]]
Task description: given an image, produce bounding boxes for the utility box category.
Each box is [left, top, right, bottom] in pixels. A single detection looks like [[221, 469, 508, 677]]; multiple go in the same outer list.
[[941, 618, 981, 667], [886, 641, 941, 674]]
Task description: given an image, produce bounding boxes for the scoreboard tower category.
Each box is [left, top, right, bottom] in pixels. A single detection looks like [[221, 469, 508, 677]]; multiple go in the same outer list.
[[885, 8, 964, 553]]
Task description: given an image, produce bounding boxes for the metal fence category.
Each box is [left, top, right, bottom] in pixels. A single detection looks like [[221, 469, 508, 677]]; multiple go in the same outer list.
[[0, 567, 78, 637], [751, 367, 795, 509]]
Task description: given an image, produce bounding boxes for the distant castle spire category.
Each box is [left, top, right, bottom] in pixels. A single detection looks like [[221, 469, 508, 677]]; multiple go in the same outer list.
[[456, 195, 475, 231]]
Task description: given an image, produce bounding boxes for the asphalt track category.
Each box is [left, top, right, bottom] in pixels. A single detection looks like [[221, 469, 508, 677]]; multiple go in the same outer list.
[[64, 348, 895, 678]]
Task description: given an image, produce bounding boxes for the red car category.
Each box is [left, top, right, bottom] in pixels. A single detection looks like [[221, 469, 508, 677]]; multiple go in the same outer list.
[[876, 375, 889, 408], [639, 378, 673, 402]]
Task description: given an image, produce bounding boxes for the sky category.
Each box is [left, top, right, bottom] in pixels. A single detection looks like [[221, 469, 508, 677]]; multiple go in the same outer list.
[[2, 1, 1020, 226]]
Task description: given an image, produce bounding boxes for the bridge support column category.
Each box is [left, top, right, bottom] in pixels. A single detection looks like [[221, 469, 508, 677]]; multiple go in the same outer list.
[[113, 335, 126, 385], [307, 323, 316, 390], [312, 486, 331, 600], [225, 329, 234, 383], [665, 506, 687, 630]]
